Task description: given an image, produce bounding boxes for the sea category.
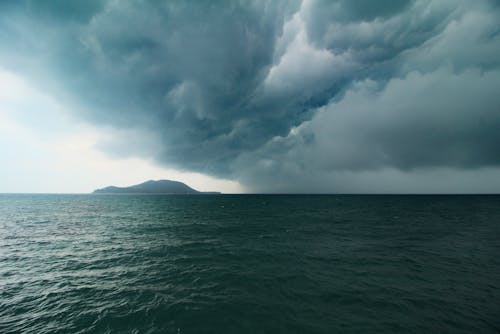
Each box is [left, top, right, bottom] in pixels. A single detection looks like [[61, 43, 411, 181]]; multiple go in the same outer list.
[[1, 194, 499, 333]]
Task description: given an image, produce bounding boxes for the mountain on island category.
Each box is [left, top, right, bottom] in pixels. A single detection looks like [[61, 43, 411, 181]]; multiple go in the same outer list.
[[93, 179, 220, 194]]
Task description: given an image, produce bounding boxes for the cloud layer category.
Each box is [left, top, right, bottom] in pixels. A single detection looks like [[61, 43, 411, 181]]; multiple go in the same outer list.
[[1, 0, 499, 192]]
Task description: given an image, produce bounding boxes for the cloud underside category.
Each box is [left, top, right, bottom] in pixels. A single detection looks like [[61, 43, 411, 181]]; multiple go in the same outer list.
[[1, 0, 499, 192]]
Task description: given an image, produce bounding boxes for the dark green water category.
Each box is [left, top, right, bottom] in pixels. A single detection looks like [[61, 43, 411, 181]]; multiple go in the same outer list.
[[1, 194, 499, 333]]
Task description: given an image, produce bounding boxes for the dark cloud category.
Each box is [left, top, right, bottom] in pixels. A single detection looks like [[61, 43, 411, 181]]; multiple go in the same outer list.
[[1, 0, 499, 192]]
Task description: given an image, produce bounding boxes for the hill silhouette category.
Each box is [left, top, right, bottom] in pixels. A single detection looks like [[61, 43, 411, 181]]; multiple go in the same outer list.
[[93, 180, 220, 194]]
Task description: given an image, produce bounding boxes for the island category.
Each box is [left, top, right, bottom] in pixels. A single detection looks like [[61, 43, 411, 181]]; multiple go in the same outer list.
[[93, 179, 220, 194]]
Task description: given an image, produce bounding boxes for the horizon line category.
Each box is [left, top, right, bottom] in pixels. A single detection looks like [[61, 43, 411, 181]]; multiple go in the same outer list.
[[1, 192, 500, 196]]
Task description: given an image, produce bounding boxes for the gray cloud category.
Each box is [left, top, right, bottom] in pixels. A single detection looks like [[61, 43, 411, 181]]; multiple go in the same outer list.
[[1, 0, 499, 192], [235, 68, 500, 192]]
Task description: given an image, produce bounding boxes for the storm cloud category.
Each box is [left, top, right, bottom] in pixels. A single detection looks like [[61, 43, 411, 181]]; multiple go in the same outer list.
[[1, 0, 499, 192]]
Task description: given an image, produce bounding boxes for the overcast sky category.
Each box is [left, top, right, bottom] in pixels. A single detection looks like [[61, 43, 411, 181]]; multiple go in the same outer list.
[[1, 0, 499, 193]]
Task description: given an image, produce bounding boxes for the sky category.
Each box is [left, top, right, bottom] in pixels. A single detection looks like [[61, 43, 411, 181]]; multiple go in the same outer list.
[[0, 0, 499, 193]]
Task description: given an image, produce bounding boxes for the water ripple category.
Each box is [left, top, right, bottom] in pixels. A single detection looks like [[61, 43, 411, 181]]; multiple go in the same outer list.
[[1, 194, 500, 333]]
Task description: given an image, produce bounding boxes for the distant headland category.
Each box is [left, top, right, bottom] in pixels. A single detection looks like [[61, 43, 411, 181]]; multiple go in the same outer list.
[[93, 179, 220, 194]]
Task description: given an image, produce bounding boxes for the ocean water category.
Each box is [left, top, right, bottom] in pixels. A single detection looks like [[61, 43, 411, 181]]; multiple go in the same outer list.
[[1, 194, 499, 333]]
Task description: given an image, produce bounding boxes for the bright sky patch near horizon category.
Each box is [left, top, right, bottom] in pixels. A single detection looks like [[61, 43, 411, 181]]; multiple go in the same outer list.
[[1, 0, 500, 193], [0, 69, 243, 193]]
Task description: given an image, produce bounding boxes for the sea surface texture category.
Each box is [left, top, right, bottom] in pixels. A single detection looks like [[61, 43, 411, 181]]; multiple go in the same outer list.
[[1, 194, 499, 333]]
